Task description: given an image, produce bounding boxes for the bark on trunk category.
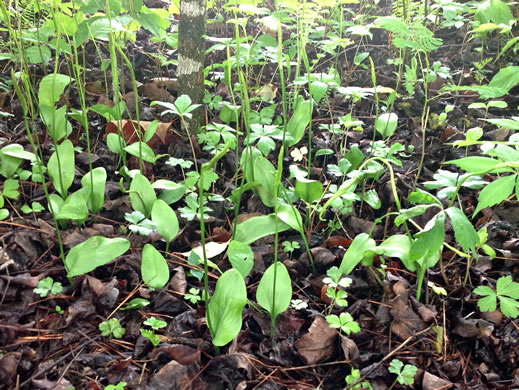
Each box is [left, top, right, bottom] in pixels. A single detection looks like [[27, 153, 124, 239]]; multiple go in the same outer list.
[[178, 0, 207, 134]]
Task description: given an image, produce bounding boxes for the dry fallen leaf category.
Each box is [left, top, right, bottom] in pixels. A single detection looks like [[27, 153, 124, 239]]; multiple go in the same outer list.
[[295, 316, 337, 365]]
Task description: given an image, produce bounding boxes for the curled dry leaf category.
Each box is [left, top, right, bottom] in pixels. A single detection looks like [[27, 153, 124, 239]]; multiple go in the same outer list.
[[105, 120, 174, 148], [295, 316, 337, 365]]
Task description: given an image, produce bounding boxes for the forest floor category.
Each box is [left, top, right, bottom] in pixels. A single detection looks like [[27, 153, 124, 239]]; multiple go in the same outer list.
[[1, 1, 519, 389]]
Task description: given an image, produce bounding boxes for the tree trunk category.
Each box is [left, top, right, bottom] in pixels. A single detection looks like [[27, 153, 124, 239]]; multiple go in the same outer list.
[[178, 0, 207, 134]]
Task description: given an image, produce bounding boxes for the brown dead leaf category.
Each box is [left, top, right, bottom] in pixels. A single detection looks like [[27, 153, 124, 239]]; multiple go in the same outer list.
[[390, 281, 426, 339], [169, 266, 187, 295], [151, 344, 200, 366], [340, 335, 360, 362], [139, 82, 174, 102], [422, 371, 452, 390], [295, 316, 337, 364], [105, 120, 174, 149], [147, 360, 193, 389]]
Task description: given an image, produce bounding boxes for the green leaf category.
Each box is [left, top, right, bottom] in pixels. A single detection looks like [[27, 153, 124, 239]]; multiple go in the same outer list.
[[446, 156, 512, 173], [124, 142, 157, 163], [227, 240, 254, 278], [340, 233, 376, 275], [253, 155, 276, 207], [2, 178, 19, 199], [106, 133, 124, 154], [38, 74, 73, 106], [233, 214, 291, 245], [130, 174, 157, 218], [276, 203, 303, 234], [0, 209, 8, 220], [207, 268, 247, 346], [151, 199, 179, 245], [473, 174, 517, 217], [143, 316, 167, 330], [374, 112, 398, 139], [256, 262, 292, 325], [65, 236, 130, 277], [56, 188, 89, 223], [410, 212, 445, 264], [445, 207, 479, 254], [376, 234, 413, 270], [47, 140, 75, 198], [286, 97, 312, 147], [295, 176, 323, 204], [497, 275, 519, 299], [141, 244, 169, 289], [120, 298, 150, 310], [81, 167, 107, 213]]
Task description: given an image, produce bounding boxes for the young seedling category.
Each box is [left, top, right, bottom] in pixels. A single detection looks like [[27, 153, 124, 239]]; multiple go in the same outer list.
[[99, 318, 126, 339], [345, 367, 372, 389], [124, 211, 157, 236], [325, 312, 360, 336], [105, 382, 127, 390], [388, 359, 417, 389], [474, 275, 519, 318], [34, 277, 63, 298], [282, 240, 300, 259], [184, 287, 202, 304], [140, 316, 167, 347], [290, 299, 308, 310], [323, 266, 352, 314]]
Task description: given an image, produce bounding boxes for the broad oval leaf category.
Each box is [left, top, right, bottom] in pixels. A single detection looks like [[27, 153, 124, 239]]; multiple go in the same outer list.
[[234, 214, 291, 245], [253, 156, 277, 207], [207, 268, 247, 346], [227, 240, 254, 278], [38, 74, 73, 106], [129, 173, 157, 218], [66, 236, 130, 277], [151, 199, 179, 244], [81, 167, 107, 213], [295, 177, 323, 204], [256, 262, 292, 324], [340, 233, 376, 275], [124, 142, 157, 163], [286, 97, 312, 147], [141, 243, 170, 289], [277, 203, 303, 234], [47, 139, 75, 198], [446, 156, 512, 173], [375, 112, 398, 139]]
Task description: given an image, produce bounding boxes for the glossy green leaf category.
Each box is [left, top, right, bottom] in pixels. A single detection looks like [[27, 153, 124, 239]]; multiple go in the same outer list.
[[38, 74, 73, 106], [47, 139, 75, 198], [473, 174, 517, 217], [106, 133, 124, 154], [207, 268, 247, 346], [340, 233, 376, 275], [374, 112, 398, 139], [276, 203, 303, 234], [124, 142, 157, 163], [81, 167, 107, 213], [410, 212, 445, 264], [286, 97, 312, 147], [256, 262, 292, 324], [234, 214, 291, 245], [56, 188, 89, 223], [253, 155, 277, 207], [65, 236, 130, 277], [227, 240, 254, 278], [295, 176, 323, 204], [141, 244, 170, 289], [445, 207, 479, 254], [151, 199, 179, 244], [129, 173, 157, 218], [446, 156, 512, 173]]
